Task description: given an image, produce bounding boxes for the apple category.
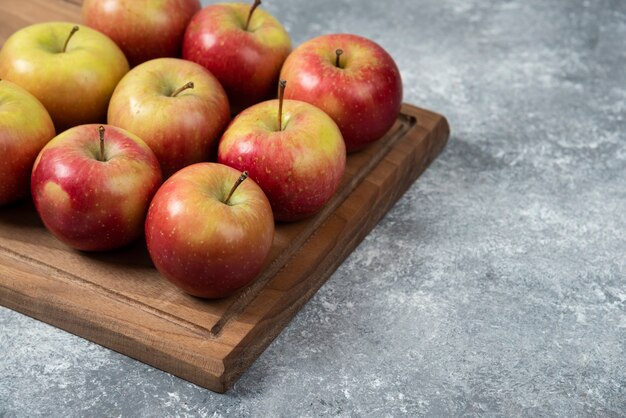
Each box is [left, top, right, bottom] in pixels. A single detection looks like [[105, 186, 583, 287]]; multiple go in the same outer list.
[[182, 0, 291, 114], [82, 0, 201, 67], [0, 22, 129, 132], [145, 163, 274, 298], [0, 79, 56, 206], [279, 33, 403, 152], [218, 81, 346, 222], [108, 58, 230, 178], [31, 124, 162, 251]]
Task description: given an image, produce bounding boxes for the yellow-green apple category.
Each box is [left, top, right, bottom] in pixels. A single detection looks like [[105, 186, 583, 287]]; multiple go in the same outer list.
[[218, 82, 346, 221], [279, 33, 403, 152], [108, 58, 230, 178], [182, 0, 291, 114], [145, 163, 274, 298], [0, 22, 129, 132], [0, 80, 56, 206], [82, 0, 201, 67], [31, 124, 162, 251]]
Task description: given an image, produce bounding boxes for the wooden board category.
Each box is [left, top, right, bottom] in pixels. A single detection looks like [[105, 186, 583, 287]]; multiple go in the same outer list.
[[0, 0, 451, 393]]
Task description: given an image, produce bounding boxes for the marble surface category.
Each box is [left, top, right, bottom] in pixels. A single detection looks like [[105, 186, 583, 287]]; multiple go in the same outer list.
[[2, 0, 626, 416]]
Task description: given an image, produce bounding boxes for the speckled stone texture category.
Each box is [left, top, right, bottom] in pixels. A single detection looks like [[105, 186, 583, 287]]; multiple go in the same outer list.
[[1, 0, 625, 416]]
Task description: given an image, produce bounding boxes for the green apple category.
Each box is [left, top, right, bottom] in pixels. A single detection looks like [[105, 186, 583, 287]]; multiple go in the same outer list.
[[0, 22, 129, 131], [0, 79, 55, 205]]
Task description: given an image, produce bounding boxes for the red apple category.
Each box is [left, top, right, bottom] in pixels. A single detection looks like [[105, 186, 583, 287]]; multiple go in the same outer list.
[[145, 163, 274, 298], [0, 23, 129, 132], [279, 33, 403, 152], [0, 79, 56, 206], [82, 0, 201, 67], [218, 83, 346, 222], [182, 0, 291, 114], [31, 124, 162, 251], [108, 58, 230, 178]]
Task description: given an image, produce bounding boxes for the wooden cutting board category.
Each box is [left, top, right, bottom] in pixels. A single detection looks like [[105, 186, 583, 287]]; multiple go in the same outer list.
[[0, 0, 450, 393]]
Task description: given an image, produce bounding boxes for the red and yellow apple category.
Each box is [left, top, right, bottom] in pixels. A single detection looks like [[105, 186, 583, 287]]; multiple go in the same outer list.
[[0, 22, 129, 132], [218, 92, 346, 222], [0, 79, 56, 206], [145, 163, 274, 298], [280, 33, 403, 152], [108, 58, 230, 177], [31, 124, 162, 251], [182, 1, 291, 114], [82, 0, 201, 67]]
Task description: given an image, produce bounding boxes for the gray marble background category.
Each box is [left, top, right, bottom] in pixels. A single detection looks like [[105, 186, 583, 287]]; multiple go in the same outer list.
[[1, 0, 625, 416]]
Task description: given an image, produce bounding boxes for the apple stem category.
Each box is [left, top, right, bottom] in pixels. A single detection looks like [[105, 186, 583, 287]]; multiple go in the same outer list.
[[335, 48, 344, 68], [171, 81, 194, 97], [278, 79, 286, 131], [62, 26, 79, 53], [244, 0, 262, 31], [224, 171, 249, 205], [98, 125, 106, 162]]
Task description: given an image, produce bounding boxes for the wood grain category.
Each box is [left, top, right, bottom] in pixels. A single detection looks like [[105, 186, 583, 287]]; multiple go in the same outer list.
[[0, 0, 82, 43], [0, 1, 450, 393]]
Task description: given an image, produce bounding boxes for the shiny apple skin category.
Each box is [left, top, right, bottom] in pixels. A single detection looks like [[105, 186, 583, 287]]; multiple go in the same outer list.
[[182, 3, 291, 114], [145, 163, 275, 299], [108, 58, 230, 178], [0, 22, 129, 132], [0, 80, 56, 206], [82, 0, 201, 67], [218, 99, 346, 222], [31, 124, 162, 251], [280, 33, 403, 152]]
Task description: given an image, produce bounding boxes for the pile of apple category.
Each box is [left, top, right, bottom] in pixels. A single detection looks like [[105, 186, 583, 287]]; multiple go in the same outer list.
[[0, 0, 402, 298]]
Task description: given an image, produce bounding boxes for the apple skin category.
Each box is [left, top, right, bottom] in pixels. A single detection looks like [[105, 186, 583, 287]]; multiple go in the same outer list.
[[82, 0, 201, 67], [0, 22, 129, 132], [279, 33, 403, 152], [0, 80, 56, 206], [31, 124, 162, 251], [218, 99, 346, 222], [108, 58, 230, 178], [145, 163, 275, 299], [182, 3, 291, 114]]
